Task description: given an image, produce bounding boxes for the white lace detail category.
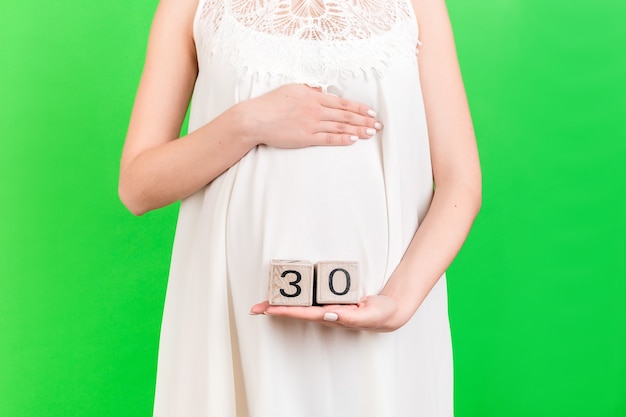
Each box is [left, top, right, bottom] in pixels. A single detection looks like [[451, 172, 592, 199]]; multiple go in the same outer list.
[[195, 0, 419, 89]]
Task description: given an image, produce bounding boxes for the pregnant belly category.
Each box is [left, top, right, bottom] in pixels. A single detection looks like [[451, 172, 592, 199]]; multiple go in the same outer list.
[[225, 140, 389, 300]]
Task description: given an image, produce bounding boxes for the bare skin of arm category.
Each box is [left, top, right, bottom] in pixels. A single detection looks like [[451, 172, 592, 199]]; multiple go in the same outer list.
[[119, 0, 383, 216], [251, 0, 482, 332]]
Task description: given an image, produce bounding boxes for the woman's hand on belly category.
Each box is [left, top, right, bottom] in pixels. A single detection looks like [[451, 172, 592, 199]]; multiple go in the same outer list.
[[239, 84, 383, 148], [250, 294, 407, 332]]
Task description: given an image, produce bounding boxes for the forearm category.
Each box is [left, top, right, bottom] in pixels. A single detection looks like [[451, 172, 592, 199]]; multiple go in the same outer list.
[[376, 0, 484, 328], [380, 181, 481, 327], [119, 104, 255, 215], [119, 84, 382, 216]]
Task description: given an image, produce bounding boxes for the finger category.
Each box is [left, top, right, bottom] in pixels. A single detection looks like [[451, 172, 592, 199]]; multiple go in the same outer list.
[[250, 301, 270, 315], [319, 94, 375, 118], [321, 304, 361, 325], [317, 110, 380, 129], [319, 106, 382, 130], [325, 309, 380, 330], [252, 303, 346, 322], [311, 132, 360, 146], [264, 305, 329, 321], [315, 121, 380, 141], [264, 303, 357, 320]]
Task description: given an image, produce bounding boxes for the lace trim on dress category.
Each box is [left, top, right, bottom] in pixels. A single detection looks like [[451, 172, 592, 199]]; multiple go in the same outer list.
[[194, 0, 419, 89]]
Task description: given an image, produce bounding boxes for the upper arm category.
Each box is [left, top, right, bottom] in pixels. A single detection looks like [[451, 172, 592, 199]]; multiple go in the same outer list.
[[121, 0, 200, 170], [411, 0, 481, 193]]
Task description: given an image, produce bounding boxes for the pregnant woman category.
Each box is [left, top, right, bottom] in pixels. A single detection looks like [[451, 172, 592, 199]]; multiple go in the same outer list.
[[119, 0, 482, 415]]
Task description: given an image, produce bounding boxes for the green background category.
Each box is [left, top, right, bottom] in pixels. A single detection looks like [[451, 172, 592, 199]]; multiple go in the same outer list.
[[0, 0, 624, 415]]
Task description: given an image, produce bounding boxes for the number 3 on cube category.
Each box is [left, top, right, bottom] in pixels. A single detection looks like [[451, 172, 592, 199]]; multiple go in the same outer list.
[[268, 260, 314, 306]]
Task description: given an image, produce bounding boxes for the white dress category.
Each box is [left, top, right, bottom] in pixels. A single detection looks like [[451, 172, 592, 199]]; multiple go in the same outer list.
[[154, 0, 453, 415]]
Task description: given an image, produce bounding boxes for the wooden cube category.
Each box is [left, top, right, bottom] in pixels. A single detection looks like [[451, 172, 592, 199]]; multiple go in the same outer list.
[[268, 260, 314, 306], [315, 261, 360, 304]]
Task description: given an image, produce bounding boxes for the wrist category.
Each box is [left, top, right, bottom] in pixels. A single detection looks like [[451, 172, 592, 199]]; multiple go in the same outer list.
[[230, 99, 262, 148], [379, 282, 423, 328]]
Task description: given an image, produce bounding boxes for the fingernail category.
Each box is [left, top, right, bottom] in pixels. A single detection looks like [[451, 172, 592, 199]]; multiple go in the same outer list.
[[349, 135, 359, 142], [323, 312, 339, 322], [374, 122, 382, 130], [367, 109, 377, 117], [366, 128, 376, 136]]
